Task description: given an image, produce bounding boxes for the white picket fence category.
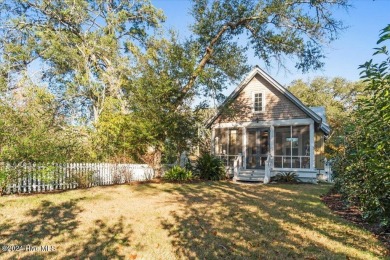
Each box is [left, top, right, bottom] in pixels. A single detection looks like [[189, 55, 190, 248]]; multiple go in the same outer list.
[[0, 162, 155, 194]]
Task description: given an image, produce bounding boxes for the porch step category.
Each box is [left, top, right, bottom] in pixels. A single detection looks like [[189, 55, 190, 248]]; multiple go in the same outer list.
[[238, 169, 265, 175], [234, 169, 265, 182], [234, 176, 264, 182]]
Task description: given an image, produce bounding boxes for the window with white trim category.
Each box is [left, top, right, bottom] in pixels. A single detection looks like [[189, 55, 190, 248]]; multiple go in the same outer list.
[[253, 92, 263, 112]]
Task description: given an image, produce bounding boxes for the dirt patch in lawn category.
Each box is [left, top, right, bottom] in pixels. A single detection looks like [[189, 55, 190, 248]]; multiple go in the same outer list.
[[321, 191, 390, 255]]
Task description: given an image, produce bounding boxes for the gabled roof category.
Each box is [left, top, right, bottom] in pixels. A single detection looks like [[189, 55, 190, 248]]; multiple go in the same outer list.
[[310, 106, 330, 134], [206, 66, 330, 135], [310, 106, 327, 124]]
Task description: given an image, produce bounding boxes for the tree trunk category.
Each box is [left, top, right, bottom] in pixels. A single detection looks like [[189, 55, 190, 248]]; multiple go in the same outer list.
[[152, 149, 162, 178]]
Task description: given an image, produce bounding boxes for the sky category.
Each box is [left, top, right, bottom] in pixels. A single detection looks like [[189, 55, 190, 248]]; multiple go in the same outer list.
[[152, 0, 390, 89]]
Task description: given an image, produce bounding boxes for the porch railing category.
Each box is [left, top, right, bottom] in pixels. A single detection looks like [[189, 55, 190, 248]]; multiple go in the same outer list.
[[233, 153, 243, 178], [215, 155, 237, 168], [264, 153, 272, 184], [273, 155, 310, 169]]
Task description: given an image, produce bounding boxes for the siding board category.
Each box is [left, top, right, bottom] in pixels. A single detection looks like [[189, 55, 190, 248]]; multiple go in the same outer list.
[[215, 74, 308, 124]]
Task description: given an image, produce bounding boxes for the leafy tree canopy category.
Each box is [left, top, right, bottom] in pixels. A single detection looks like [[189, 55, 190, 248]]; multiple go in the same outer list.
[[0, 0, 164, 122], [174, 0, 349, 105], [0, 83, 91, 162], [288, 77, 366, 155], [334, 24, 390, 227], [0, 0, 350, 165]]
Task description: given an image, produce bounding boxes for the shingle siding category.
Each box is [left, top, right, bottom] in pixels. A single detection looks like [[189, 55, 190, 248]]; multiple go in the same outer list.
[[215, 74, 309, 124]]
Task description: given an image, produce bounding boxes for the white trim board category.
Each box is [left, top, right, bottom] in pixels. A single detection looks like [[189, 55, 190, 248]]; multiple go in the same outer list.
[[205, 66, 330, 135], [212, 118, 314, 129]]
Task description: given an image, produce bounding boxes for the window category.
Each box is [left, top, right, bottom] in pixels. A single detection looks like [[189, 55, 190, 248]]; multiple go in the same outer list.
[[253, 93, 263, 112]]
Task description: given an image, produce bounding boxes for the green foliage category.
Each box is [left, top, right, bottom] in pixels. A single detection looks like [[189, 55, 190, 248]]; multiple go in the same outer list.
[[195, 153, 226, 181], [0, 0, 164, 123], [0, 0, 350, 171], [163, 166, 193, 182], [38, 165, 57, 184], [0, 86, 92, 162], [71, 170, 94, 189], [288, 77, 366, 157], [334, 25, 390, 227], [0, 167, 14, 195], [190, 0, 348, 75], [93, 110, 135, 162], [119, 37, 204, 169], [273, 172, 299, 183], [0, 164, 60, 194], [123, 0, 349, 170], [0, 165, 27, 194]]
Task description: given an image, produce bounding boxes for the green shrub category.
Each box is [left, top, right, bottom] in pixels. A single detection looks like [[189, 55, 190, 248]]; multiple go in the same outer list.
[[195, 153, 226, 181], [332, 26, 390, 227], [0, 165, 27, 195], [163, 166, 193, 181], [273, 172, 299, 183], [0, 168, 12, 195], [71, 170, 94, 188]]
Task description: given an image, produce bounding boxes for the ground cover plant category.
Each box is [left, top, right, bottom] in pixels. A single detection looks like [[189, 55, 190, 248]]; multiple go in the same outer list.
[[163, 166, 193, 182], [0, 182, 387, 259], [195, 153, 226, 181]]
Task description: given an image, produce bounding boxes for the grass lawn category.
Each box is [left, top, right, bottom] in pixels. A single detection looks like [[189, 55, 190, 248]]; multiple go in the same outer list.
[[0, 181, 388, 259]]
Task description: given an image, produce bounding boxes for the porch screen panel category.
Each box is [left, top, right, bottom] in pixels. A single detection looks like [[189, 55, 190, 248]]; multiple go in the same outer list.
[[228, 129, 243, 155], [274, 125, 310, 169], [292, 125, 310, 168], [259, 130, 269, 167], [214, 128, 227, 155], [237, 128, 242, 155], [274, 126, 291, 168], [247, 130, 257, 169], [228, 128, 243, 167]]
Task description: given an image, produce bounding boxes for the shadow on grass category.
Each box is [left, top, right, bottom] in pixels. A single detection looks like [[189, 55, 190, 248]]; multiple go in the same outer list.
[[0, 198, 134, 259], [1, 199, 83, 247], [64, 216, 134, 259], [161, 182, 386, 259]]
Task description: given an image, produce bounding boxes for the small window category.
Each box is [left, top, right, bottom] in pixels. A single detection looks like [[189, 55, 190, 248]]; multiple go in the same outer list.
[[253, 93, 263, 112]]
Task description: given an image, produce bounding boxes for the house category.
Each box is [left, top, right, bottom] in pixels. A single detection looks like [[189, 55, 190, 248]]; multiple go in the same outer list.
[[206, 66, 330, 183]]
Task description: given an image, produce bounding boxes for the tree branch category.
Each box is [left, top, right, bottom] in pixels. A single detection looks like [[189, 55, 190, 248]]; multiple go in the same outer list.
[[175, 16, 261, 108]]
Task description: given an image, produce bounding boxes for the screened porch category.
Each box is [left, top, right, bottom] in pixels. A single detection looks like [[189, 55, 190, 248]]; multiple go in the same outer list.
[[212, 124, 313, 171]]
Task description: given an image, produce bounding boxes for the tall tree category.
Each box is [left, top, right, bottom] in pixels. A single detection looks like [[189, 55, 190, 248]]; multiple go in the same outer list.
[[334, 25, 390, 227], [172, 0, 349, 108], [99, 37, 203, 170], [1, 0, 350, 168], [96, 0, 351, 171], [0, 0, 164, 123], [0, 83, 91, 162], [288, 77, 365, 155]]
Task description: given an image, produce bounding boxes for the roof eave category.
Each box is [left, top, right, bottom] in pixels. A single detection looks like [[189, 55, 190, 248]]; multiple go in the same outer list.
[[320, 123, 331, 135], [205, 66, 326, 128]]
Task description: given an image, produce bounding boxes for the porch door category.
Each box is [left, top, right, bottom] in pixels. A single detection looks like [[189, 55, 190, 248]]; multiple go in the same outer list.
[[246, 129, 269, 169]]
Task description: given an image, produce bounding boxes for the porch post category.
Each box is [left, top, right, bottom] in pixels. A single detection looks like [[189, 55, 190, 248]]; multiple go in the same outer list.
[[211, 128, 215, 154], [310, 122, 315, 170], [226, 128, 230, 155], [242, 127, 247, 169], [270, 125, 274, 168]]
